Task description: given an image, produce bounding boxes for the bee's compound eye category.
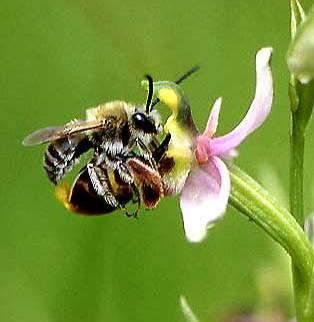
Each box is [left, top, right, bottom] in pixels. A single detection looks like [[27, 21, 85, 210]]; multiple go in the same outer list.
[[132, 112, 157, 133]]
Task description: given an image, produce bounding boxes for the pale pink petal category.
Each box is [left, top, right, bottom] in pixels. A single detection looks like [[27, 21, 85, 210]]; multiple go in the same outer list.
[[179, 156, 230, 243], [203, 97, 222, 137], [210, 47, 273, 156]]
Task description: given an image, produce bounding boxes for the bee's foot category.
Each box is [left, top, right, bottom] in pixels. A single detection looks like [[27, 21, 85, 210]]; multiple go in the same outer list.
[[123, 207, 139, 219]]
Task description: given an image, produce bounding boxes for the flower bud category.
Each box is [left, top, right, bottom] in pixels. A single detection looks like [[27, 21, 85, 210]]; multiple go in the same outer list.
[[287, 4, 314, 84]]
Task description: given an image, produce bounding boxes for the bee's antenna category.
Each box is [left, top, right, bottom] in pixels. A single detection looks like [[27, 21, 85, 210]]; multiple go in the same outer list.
[[144, 74, 154, 114], [174, 65, 200, 84], [150, 65, 200, 112]]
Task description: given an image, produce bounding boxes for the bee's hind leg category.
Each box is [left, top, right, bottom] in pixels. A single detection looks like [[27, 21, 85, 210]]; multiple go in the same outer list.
[[87, 163, 120, 209]]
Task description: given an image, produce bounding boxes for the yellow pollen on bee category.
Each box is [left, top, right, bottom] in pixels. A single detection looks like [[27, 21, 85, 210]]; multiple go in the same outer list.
[[158, 88, 179, 112], [55, 182, 73, 211], [107, 170, 120, 194]]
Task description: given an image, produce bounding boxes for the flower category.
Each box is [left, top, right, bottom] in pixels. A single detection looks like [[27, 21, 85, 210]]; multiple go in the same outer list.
[[180, 47, 274, 242], [287, 1, 314, 84]]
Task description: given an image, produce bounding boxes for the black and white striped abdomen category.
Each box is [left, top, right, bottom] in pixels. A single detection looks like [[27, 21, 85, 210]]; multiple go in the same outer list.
[[44, 136, 91, 184]]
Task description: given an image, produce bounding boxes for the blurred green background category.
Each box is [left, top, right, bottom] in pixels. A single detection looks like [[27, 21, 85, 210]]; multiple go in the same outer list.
[[2, 1, 314, 321]]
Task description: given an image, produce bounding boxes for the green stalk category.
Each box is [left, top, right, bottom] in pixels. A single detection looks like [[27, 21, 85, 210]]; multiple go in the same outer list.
[[288, 78, 314, 229], [290, 110, 310, 322], [229, 164, 314, 321], [289, 77, 314, 321], [288, 78, 314, 227], [290, 112, 305, 227]]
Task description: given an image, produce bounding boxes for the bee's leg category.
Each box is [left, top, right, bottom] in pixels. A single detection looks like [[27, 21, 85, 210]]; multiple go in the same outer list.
[[105, 154, 142, 218], [116, 161, 134, 185], [99, 155, 140, 218], [153, 134, 171, 163], [149, 137, 159, 152], [121, 184, 141, 218], [87, 163, 120, 209], [115, 162, 141, 218], [100, 151, 134, 185], [121, 206, 135, 218], [132, 183, 141, 218], [136, 139, 157, 169]]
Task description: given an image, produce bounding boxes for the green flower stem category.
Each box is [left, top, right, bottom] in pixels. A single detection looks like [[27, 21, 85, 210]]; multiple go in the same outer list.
[[289, 78, 314, 321], [229, 164, 314, 321], [290, 115, 309, 322], [290, 113, 305, 227], [289, 78, 314, 228]]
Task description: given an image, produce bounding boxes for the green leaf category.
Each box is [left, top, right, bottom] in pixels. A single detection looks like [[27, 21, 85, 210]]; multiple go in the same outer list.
[[179, 296, 199, 322]]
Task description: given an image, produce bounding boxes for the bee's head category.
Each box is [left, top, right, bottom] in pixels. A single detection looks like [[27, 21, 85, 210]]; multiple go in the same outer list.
[[131, 111, 160, 134], [131, 75, 162, 135]]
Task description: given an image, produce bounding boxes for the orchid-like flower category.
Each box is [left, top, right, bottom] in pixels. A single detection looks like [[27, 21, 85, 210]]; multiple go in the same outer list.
[[180, 47, 273, 242]]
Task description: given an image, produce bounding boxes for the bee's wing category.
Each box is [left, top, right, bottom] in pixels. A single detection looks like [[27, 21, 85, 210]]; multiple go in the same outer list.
[[22, 119, 103, 146], [23, 125, 69, 146]]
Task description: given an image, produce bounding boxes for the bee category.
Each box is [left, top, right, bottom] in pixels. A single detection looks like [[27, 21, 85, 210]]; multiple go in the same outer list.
[[23, 76, 160, 183], [23, 75, 165, 216], [23, 68, 198, 216]]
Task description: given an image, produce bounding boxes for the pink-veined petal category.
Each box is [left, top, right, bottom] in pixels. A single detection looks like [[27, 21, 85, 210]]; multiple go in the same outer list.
[[195, 135, 211, 164], [204, 97, 222, 137], [210, 47, 273, 156], [179, 156, 230, 243], [195, 98, 223, 164]]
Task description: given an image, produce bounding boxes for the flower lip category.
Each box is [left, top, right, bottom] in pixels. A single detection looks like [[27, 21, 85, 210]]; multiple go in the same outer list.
[[180, 156, 231, 243]]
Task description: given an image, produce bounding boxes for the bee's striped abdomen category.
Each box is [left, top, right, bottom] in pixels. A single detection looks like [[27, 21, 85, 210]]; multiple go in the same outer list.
[[44, 136, 91, 184]]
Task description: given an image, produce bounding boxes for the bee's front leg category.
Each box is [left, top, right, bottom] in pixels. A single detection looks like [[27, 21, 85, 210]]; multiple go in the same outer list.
[[153, 134, 171, 163], [135, 138, 157, 170]]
